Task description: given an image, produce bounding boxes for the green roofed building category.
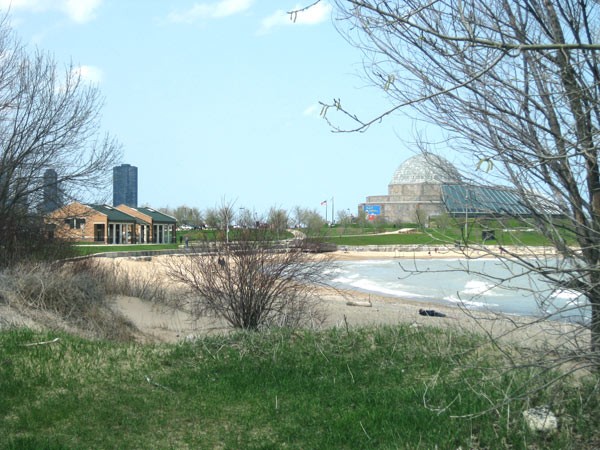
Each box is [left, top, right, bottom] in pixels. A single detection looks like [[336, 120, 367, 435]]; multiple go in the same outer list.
[[47, 202, 150, 244], [115, 204, 177, 244], [46, 202, 176, 244]]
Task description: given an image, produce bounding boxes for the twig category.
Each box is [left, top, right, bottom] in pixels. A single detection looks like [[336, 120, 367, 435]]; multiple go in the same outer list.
[[360, 421, 371, 440], [347, 364, 355, 384], [316, 343, 330, 362], [22, 337, 60, 347], [145, 375, 174, 392]]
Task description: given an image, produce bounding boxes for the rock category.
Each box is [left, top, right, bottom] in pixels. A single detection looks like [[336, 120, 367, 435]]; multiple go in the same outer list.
[[523, 406, 558, 433]]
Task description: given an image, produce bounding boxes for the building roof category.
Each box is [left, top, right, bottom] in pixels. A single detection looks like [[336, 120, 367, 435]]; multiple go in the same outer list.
[[390, 153, 462, 185], [441, 184, 532, 216], [87, 204, 146, 224], [134, 206, 177, 224]]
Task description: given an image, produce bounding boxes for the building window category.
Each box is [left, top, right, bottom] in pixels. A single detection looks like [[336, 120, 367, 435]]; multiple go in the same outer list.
[[64, 218, 86, 229]]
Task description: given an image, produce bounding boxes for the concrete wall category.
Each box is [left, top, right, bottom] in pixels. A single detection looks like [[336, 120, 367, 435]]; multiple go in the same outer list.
[[361, 183, 445, 223]]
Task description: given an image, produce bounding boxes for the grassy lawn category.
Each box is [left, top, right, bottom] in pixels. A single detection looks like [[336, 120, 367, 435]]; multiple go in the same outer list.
[[323, 221, 570, 247], [74, 243, 179, 256], [1, 327, 596, 449], [70, 220, 569, 257]]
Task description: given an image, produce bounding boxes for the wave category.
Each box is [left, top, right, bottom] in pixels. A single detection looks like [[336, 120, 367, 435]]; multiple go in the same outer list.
[[352, 259, 395, 267], [331, 258, 568, 318], [345, 278, 426, 299], [323, 267, 349, 276], [444, 294, 498, 309], [331, 274, 360, 284], [461, 280, 502, 297]]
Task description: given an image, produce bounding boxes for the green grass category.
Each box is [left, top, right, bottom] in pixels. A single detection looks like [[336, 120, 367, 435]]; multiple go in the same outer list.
[[73, 243, 179, 256], [326, 232, 445, 246], [1, 327, 597, 449], [68, 220, 569, 257]]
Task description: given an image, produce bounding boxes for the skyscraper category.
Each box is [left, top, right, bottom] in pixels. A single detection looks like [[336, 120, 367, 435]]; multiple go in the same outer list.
[[41, 168, 62, 213], [113, 164, 138, 207]]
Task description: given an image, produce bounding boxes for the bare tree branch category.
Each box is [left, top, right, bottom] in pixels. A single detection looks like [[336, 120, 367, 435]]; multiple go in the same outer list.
[[0, 18, 121, 265]]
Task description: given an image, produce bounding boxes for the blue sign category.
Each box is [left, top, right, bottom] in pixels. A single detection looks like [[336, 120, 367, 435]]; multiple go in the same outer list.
[[363, 205, 381, 215]]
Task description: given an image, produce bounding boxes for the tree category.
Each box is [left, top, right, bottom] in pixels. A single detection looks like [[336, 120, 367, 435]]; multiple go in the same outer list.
[[267, 207, 289, 239], [292, 206, 326, 236], [203, 207, 220, 230], [163, 227, 331, 330], [204, 199, 235, 233], [164, 205, 203, 227], [336, 209, 353, 226], [335, 209, 353, 236], [316, 1, 600, 372], [0, 19, 121, 265], [237, 207, 258, 229]]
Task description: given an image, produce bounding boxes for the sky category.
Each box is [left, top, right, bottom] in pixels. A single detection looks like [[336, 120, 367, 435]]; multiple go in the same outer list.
[[2, 0, 422, 218]]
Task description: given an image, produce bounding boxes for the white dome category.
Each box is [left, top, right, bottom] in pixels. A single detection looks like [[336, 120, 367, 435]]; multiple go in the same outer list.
[[390, 154, 461, 185]]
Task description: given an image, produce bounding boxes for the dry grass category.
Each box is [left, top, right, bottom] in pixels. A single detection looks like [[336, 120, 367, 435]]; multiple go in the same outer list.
[[0, 258, 173, 341]]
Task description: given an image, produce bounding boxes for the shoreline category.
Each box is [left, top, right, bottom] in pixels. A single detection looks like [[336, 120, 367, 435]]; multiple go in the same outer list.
[[2, 250, 583, 348], [328, 244, 558, 261], [98, 252, 584, 348]]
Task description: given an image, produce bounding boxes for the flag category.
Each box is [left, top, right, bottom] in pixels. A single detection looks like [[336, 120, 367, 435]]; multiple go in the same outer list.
[[320, 200, 327, 206]]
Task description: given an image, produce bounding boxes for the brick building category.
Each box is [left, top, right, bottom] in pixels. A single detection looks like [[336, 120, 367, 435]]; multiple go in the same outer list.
[[46, 202, 176, 244]]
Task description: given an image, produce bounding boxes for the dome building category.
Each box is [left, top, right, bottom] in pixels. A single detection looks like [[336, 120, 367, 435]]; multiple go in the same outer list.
[[360, 153, 542, 224], [360, 154, 461, 224]]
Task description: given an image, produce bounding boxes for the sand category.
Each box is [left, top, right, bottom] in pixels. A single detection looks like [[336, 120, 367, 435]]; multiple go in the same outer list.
[[102, 248, 582, 349]]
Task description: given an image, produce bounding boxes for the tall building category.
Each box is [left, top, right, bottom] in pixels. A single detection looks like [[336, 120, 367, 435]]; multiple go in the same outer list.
[[113, 164, 138, 207], [41, 168, 62, 213]]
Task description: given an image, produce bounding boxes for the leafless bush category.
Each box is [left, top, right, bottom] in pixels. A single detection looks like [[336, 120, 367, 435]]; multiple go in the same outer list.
[[76, 258, 171, 304], [0, 261, 136, 340], [4, 263, 104, 318], [164, 228, 333, 330]]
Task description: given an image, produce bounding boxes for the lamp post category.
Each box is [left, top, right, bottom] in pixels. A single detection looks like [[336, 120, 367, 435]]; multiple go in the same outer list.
[[464, 190, 470, 246], [225, 210, 230, 244]]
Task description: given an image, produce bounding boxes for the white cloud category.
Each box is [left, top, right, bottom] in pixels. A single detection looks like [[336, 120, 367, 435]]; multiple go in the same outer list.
[[72, 65, 103, 84], [0, 0, 102, 23], [62, 0, 101, 24], [303, 104, 321, 118], [167, 0, 253, 23], [259, 1, 332, 34]]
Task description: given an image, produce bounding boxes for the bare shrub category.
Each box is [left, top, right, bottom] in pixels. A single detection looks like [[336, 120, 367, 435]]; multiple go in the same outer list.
[[74, 258, 171, 304], [0, 261, 137, 341], [164, 228, 333, 330], [6, 263, 104, 318]]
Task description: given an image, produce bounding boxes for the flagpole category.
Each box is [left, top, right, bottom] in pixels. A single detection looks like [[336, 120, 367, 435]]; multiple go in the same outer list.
[[331, 197, 334, 225]]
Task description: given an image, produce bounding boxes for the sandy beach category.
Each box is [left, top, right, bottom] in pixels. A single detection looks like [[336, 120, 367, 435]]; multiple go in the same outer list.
[[103, 247, 581, 349]]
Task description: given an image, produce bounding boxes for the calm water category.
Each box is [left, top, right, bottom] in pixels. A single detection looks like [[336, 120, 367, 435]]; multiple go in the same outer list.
[[327, 258, 588, 322]]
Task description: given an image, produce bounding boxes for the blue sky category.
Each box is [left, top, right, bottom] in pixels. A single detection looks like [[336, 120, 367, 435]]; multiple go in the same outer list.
[[3, 0, 420, 217]]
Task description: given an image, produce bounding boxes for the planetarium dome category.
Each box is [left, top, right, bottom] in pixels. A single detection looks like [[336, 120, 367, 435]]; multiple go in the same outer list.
[[390, 153, 461, 185]]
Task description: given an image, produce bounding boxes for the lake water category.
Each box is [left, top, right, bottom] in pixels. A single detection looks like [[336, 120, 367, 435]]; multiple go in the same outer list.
[[327, 258, 588, 322]]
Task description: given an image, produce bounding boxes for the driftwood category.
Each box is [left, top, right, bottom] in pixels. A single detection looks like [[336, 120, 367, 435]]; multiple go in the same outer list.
[[346, 300, 372, 307], [22, 337, 60, 347]]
